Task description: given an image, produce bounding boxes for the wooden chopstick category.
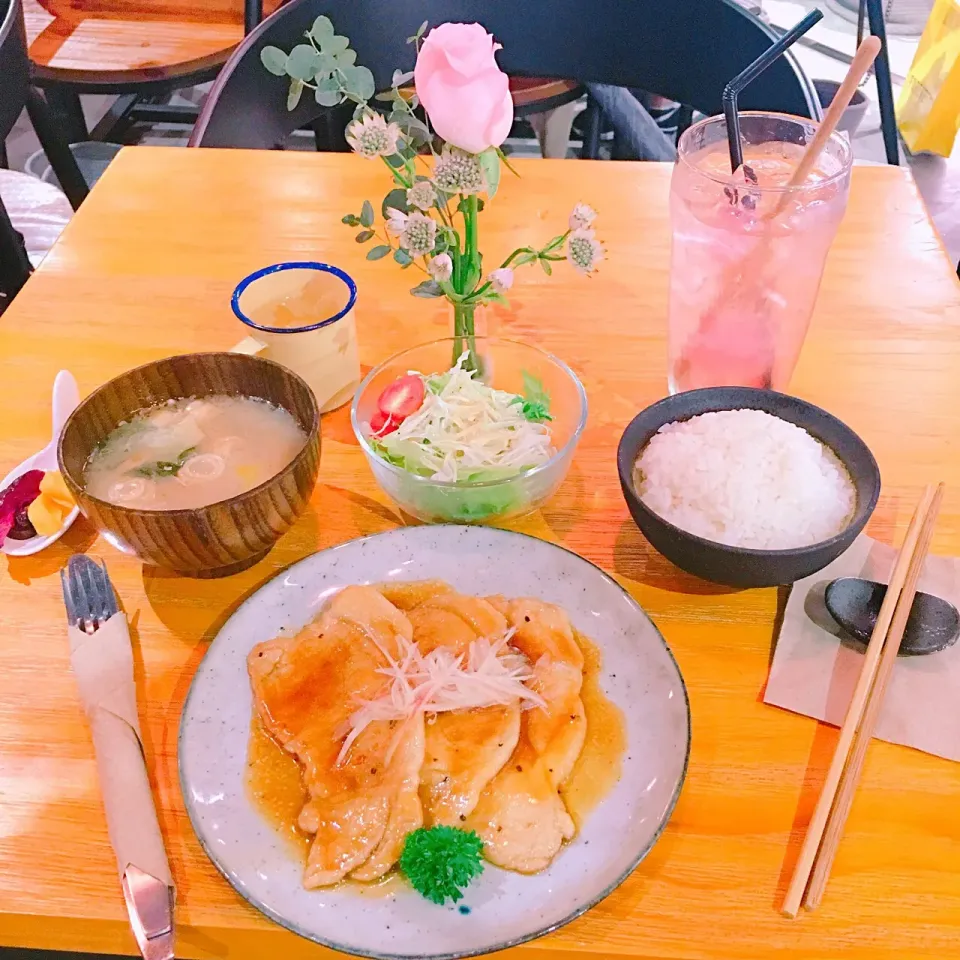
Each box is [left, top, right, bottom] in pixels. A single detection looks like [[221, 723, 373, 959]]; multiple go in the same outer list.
[[781, 483, 938, 917], [803, 482, 946, 910]]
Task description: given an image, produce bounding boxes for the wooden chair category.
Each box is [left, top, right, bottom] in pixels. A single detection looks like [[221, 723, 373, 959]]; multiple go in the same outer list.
[[23, 0, 284, 143], [1, 0, 86, 303], [190, 0, 819, 151]]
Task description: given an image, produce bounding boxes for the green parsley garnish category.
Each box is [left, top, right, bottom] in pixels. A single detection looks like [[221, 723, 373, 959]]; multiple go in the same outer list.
[[132, 446, 196, 479], [399, 825, 484, 905]]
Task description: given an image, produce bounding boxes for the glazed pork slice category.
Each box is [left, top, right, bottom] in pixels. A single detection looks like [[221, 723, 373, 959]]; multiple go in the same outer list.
[[464, 598, 586, 873], [247, 585, 424, 887], [405, 591, 523, 827]]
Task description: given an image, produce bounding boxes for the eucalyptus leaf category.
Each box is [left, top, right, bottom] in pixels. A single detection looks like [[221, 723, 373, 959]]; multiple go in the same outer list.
[[415, 20, 429, 40], [316, 76, 339, 94], [309, 15, 335, 44], [287, 78, 304, 110], [367, 245, 391, 260], [356, 230, 375, 243], [375, 91, 400, 102], [382, 188, 408, 218], [394, 248, 413, 266], [411, 280, 443, 298], [321, 34, 350, 56], [393, 113, 430, 140], [286, 44, 322, 81], [392, 69, 414, 87], [335, 48, 357, 68], [342, 213, 360, 225], [315, 86, 342, 107], [314, 52, 337, 77], [260, 46, 289, 76], [342, 64, 375, 101], [478, 148, 500, 199], [540, 258, 553, 276], [360, 200, 375, 227]]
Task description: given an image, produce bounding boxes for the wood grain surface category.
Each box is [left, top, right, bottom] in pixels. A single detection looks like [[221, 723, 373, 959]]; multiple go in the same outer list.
[[24, 0, 282, 79], [1, 147, 960, 960]]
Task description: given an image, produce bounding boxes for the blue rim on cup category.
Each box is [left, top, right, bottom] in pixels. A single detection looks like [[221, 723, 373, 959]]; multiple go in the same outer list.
[[231, 261, 358, 334]]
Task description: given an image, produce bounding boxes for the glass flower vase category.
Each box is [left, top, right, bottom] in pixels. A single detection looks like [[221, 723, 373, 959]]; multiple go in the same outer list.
[[451, 300, 486, 373]]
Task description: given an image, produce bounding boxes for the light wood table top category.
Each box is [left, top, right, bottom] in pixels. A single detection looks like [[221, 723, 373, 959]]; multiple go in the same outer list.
[[2, 147, 960, 960]]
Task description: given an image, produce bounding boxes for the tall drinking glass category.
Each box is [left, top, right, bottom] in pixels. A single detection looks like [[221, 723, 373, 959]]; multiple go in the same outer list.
[[668, 112, 853, 393]]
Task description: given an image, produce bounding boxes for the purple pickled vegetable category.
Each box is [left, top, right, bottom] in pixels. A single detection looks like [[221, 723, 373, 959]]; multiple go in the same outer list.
[[0, 469, 44, 542]]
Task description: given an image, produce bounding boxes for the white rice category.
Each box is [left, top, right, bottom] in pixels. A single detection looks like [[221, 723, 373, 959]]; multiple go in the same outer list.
[[633, 409, 856, 550]]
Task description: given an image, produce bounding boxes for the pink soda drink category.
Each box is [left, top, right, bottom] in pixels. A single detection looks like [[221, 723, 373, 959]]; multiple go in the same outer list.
[[668, 112, 853, 393]]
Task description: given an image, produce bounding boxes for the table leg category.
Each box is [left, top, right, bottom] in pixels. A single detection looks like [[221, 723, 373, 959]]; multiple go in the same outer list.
[[580, 97, 602, 160], [44, 85, 88, 144], [244, 0, 264, 34], [25, 88, 89, 210]]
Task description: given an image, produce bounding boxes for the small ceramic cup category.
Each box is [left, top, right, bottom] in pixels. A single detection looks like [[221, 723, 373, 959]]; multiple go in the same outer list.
[[231, 262, 360, 414]]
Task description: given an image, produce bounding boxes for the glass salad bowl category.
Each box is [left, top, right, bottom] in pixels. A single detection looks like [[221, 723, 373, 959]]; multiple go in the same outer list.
[[351, 337, 587, 523]]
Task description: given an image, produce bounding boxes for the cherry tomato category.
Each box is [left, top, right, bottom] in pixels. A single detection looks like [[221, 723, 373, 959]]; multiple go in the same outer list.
[[377, 374, 425, 420], [369, 409, 400, 436]]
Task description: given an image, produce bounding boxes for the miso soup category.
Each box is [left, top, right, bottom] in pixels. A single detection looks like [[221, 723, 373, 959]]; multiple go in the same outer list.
[[83, 396, 307, 510]]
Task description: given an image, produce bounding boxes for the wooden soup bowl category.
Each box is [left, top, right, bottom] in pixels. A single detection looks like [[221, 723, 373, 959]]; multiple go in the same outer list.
[[58, 353, 320, 578]]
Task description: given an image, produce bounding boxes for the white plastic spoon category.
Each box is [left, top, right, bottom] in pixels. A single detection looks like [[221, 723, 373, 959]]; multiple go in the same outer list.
[[1, 370, 81, 557]]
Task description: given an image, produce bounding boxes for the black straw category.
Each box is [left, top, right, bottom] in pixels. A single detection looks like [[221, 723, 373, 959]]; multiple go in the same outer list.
[[723, 9, 824, 172]]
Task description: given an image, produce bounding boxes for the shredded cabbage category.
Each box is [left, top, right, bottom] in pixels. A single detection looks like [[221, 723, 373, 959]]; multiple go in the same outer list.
[[369, 353, 555, 482]]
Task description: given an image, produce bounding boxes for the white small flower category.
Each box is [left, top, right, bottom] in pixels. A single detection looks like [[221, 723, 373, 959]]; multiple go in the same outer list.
[[407, 180, 437, 212], [428, 253, 453, 282], [400, 212, 438, 257], [433, 146, 485, 195], [567, 228, 604, 275], [385, 207, 409, 236], [489, 267, 514, 294], [569, 202, 597, 231], [345, 112, 401, 159]]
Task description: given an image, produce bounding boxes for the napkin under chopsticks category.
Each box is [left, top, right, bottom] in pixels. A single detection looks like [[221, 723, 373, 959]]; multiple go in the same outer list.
[[69, 609, 174, 960], [765, 534, 960, 762]]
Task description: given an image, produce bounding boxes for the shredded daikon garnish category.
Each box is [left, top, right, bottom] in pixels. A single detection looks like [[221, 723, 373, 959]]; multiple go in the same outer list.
[[336, 626, 545, 766], [370, 353, 555, 483]]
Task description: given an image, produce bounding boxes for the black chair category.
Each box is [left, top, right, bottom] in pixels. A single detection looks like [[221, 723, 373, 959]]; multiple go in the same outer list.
[[863, 0, 899, 165], [191, 0, 820, 150], [0, 0, 87, 302]]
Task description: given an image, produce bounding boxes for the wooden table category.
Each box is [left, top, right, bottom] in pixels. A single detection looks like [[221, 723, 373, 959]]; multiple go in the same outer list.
[[2, 148, 960, 960], [24, 0, 283, 85]]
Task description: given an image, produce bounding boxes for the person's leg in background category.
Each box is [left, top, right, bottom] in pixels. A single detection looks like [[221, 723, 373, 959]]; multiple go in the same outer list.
[[584, 83, 677, 161]]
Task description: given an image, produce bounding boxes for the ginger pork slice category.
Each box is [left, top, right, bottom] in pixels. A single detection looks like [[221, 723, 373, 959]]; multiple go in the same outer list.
[[247, 585, 424, 887], [463, 597, 587, 873], [404, 590, 523, 827]]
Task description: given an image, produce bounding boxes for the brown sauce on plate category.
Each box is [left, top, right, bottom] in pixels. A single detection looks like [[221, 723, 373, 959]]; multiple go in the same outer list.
[[246, 718, 309, 859], [560, 630, 628, 829], [245, 597, 627, 872]]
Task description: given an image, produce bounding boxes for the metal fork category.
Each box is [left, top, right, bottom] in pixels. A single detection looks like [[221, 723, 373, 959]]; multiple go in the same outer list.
[[61, 555, 119, 633]]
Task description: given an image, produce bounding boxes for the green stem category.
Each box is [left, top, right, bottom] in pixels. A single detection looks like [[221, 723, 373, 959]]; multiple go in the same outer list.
[[452, 300, 479, 373], [460, 193, 480, 296]]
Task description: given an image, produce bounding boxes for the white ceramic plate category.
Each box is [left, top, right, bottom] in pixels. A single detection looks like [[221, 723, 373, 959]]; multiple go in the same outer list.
[[179, 526, 690, 959]]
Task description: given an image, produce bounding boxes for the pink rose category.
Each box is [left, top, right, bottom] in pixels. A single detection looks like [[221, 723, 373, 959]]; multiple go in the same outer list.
[[414, 22, 514, 155]]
